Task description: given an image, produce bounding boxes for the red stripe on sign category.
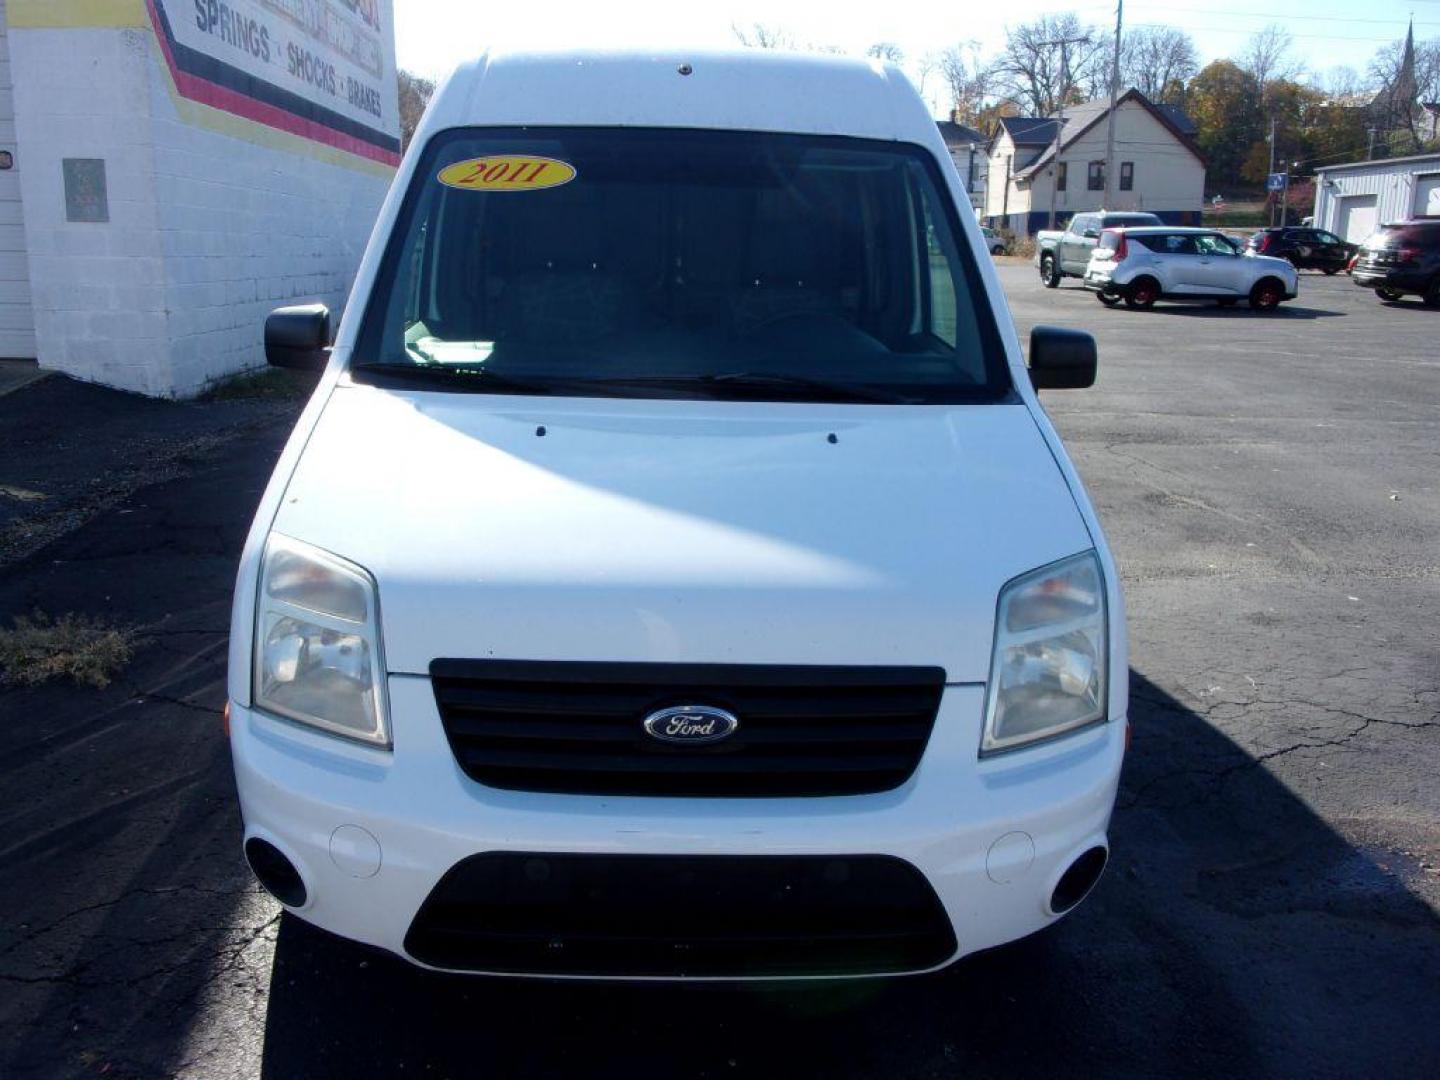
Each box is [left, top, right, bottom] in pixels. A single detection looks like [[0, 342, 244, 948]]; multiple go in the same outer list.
[[143, 0, 401, 167]]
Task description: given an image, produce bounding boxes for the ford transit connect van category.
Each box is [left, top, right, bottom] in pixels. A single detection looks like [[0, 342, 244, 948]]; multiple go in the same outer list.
[[229, 49, 1127, 979]]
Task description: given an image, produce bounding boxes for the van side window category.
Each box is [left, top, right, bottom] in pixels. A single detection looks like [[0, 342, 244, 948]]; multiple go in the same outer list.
[[919, 187, 959, 347]]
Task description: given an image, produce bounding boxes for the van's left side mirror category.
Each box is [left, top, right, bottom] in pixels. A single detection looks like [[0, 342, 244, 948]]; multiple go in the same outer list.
[[265, 304, 331, 371], [1028, 326, 1097, 390]]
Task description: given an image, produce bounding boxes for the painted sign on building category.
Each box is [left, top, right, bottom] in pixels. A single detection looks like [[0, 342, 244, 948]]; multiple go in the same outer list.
[[153, 0, 400, 164], [7, 0, 400, 394]]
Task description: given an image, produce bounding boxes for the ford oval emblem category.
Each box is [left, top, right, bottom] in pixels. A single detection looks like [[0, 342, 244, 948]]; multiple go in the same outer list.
[[643, 704, 739, 745]]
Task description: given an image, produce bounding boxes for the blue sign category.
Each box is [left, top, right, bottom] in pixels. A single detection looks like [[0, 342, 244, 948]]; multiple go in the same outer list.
[[1266, 172, 1289, 192]]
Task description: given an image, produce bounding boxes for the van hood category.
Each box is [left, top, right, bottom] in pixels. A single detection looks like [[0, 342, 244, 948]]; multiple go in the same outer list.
[[272, 385, 1092, 682]]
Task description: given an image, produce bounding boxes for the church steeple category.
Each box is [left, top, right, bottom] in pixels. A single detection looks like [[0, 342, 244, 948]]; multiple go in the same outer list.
[[1398, 17, 1417, 105]]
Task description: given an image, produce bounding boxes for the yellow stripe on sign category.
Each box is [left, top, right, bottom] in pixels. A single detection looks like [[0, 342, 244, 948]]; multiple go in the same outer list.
[[438, 156, 577, 192], [6, 0, 148, 27]]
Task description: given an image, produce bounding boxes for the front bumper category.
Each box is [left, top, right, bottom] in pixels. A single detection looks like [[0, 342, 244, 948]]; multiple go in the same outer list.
[[1353, 267, 1429, 293], [231, 676, 1125, 979]]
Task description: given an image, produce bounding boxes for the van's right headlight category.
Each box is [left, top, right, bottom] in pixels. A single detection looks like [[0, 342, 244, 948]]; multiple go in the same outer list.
[[252, 534, 389, 747], [981, 551, 1108, 755]]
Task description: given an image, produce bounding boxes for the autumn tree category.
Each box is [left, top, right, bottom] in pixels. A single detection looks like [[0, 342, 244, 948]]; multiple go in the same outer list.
[[1188, 60, 1264, 190], [397, 70, 435, 152], [1239, 80, 1324, 183]]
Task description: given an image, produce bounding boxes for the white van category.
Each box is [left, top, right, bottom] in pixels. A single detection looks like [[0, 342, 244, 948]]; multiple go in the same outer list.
[[228, 49, 1128, 979]]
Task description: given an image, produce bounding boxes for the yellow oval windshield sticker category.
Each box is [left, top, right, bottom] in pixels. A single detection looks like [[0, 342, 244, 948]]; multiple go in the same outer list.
[[437, 156, 576, 192]]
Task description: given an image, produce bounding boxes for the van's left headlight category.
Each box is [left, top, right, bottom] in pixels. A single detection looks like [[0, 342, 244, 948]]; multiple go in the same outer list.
[[253, 534, 389, 747], [982, 551, 1108, 755]]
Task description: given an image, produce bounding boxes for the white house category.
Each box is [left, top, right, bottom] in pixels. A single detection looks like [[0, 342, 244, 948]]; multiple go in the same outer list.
[[983, 89, 1205, 236], [1311, 153, 1440, 243], [935, 114, 987, 214]]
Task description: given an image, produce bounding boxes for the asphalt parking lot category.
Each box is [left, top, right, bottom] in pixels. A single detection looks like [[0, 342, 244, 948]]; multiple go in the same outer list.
[[1, 267, 1437, 1079]]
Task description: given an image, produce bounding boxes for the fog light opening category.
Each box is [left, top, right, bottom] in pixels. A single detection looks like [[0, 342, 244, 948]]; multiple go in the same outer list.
[[244, 837, 308, 908], [1050, 846, 1107, 915]]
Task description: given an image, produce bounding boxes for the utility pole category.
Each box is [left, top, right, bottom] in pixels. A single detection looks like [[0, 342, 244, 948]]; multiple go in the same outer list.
[[1044, 35, 1090, 231], [967, 142, 977, 213], [1366, 125, 1377, 160], [1281, 161, 1292, 226], [1266, 116, 1277, 226], [1102, 0, 1124, 210]]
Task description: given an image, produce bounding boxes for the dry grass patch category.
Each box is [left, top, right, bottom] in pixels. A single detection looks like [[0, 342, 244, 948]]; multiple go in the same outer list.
[[201, 367, 318, 401], [0, 611, 139, 688]]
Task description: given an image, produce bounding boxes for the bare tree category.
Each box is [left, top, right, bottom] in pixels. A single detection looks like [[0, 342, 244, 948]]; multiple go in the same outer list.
[[397, 70, 435, 152], [1120, 26, 1199, 102], [867, 42, 905, 64], [936, 42, 996, 125], [1315, 65, 1368, 103], [1241, 25, 1303, 96], [993, 14, 1105, 116], [731, 23, 796, 50], [1369, 36, 1440, 109], [732, 22, 843, 55]]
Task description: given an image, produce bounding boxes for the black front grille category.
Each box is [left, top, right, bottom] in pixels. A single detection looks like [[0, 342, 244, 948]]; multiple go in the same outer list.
[[404, 852, 956, 977], [429, 660, 945, 797]]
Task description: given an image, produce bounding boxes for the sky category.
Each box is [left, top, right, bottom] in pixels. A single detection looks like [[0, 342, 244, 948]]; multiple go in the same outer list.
[[394, 0, 1439, 115]]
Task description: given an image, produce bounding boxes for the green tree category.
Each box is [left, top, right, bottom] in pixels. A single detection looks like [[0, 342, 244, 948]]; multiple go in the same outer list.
[[1187, 60, 1264, 190]]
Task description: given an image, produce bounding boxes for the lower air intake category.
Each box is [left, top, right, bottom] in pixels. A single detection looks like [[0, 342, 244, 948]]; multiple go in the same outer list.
[[405, 852, 956, 977]]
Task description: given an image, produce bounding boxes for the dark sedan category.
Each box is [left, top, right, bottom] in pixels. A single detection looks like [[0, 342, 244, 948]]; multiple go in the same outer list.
[[1245, 227, 1355, 273]]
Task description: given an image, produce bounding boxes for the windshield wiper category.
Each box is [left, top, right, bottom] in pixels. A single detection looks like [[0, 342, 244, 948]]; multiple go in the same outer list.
[[351, 363, 556, 395], [585, 372, 916, 404]]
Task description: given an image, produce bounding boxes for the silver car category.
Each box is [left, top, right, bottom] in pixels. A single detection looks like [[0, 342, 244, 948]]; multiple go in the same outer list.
[[979, 226, 1007, 256], [1083, 226, 1299, 311]]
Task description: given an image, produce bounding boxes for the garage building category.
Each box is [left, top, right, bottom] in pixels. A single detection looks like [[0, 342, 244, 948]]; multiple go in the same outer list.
[[1312, 153, 1440, 244]]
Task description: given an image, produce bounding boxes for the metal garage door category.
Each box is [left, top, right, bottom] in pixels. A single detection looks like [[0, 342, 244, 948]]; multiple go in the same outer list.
[[0, 1, 35, 359], [1337, 194, 1379, 245], [1415, 174, 1440, 218]]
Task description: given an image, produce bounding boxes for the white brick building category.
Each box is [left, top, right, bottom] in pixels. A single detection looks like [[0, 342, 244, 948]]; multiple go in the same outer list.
[[0, 0, 399, 397], [983, 89, 1205, 237]]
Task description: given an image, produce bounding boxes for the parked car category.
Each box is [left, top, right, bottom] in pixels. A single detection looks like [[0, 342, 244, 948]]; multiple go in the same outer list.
[[1244, 227, 1355, 274], [979, 225, 1008, 255], [1036, 210, 1164, 286], [1084, 226, 1299, 310], [229, 49, 1127, 982], [1351, 220, 1440, 306]]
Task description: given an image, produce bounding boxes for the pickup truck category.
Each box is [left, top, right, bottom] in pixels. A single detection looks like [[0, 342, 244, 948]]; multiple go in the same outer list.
[[1036, 211, 1163, 287]]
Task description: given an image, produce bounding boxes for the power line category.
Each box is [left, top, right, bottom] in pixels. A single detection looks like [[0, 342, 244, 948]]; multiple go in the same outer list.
[[1128, 21, 1417, 44], [1131, 5, 1438, 28]]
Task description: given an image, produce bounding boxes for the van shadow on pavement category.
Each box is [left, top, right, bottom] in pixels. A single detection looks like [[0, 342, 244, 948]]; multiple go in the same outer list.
[[254, 668, 1440, 1079], [0, 374, 1436, 1079]]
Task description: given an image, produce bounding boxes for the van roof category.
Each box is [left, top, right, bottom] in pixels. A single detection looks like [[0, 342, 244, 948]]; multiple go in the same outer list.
[[421, 49, 938, 145]]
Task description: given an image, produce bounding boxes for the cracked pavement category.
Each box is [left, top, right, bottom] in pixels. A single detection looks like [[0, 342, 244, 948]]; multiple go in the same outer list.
[[1, 269, 1437, 1077]]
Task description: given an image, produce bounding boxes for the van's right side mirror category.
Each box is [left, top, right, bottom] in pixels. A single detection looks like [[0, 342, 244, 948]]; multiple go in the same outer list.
[[1028, 326, 1097, 390], [264, 304, 331, 371]]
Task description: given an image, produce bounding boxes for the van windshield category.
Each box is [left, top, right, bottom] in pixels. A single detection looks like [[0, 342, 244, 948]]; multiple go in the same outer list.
[[352, 127, 1010, 403]]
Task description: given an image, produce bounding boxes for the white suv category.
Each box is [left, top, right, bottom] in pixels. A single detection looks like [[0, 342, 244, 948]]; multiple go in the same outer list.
[[228, 49, 1128, 980], [1084, 226, 1298, 311]]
